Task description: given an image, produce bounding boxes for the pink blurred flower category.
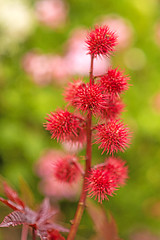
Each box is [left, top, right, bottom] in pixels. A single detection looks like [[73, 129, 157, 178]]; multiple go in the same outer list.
[[22, 52, 53, 85], [130, 229, 160, 240], [49, 55, 70, 83], [65, 28, 111, 76], [22, 28, 112, 85], [154, 20, 160, 46], [99, 15, 134, 50], [41, 178, 80, 200], [22, 52, 69, 85], [52, 155, 82, 183], [62, 141, 84, 153], [36, 150, 62, 177], [35, 0, 68, 29], [152, 92, 160, 113], [36, 150, 82, 200]]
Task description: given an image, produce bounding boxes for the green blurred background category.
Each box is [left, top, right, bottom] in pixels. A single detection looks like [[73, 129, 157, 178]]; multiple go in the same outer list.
[[0, 0, 160, 239]]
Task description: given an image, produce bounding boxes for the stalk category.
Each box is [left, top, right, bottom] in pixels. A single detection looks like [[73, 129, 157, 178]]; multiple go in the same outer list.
[[67, 55, 94, 240], [21, 224, 28, 240], [90, 54, 94, 85], [32, 229, 36, 240]]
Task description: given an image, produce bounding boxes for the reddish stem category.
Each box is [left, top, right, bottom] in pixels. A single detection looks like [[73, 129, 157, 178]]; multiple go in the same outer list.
[[67, 55, 94, 240], [93, 74, 104, 79], [90, 54, 94, 85], [21, 224, 28, 240], [32, 228, 36, 240]]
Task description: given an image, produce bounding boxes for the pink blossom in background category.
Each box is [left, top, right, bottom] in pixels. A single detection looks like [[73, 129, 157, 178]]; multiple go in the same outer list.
[[22, 28, 112, 86], [62, 141, 84, 153], [40, 178, 80, 200], [36, 150, 82, 200], [22, 52, 53, 85], [99, 15, 134, 50], [153, 21, 160, 46], [35, 0, 68, 29], [49, 55, 70, 83], [65, 28, 111, 76], [130, 229, 160, 240], [22, 52, 69, 85], [151, 92, 160, 113], [36, 150, 63, 177]]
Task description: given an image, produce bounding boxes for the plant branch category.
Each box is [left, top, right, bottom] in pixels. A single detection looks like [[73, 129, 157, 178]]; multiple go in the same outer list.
[[21, 224, 28, 240], [93, 74, 104, 79], [67, 55, 94, 240], [32, 228, 36, 240], [90, 54, 94, 85]]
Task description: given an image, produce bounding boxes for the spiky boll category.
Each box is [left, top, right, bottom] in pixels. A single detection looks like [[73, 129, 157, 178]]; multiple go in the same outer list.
[[86, 25, 118, 57], [53, 155, 82, 183], [95, 119, 131, 154], [99, 68, 129, 96], [64, 79, 83, 104], [97, 95, 124, 120], [67, 82, 108, 114], [85, 168, 118, 203], [44, 110, 85, 143], [105, 157, 128, 186], [36, 150, 81, 199]]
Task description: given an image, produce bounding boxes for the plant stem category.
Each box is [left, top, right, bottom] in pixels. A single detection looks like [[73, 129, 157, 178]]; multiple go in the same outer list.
[[67, 55, 94, 240], [32, 228, 36, 240], [21, 224, 28, 240], [90, 54, 94, 85]]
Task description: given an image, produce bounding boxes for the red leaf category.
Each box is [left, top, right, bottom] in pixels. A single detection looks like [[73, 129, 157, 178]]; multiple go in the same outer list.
[[48, 229, 65, 240], [87, 200, 122, 240], [25, 207, 37, 225], [37, 229, 48, 240], [0, 183, 68, 239], [49, 223, 69, 233], [36, 198, 51, 223], [3, 182, 25, 209], [0, 197, 23, 211], [36, 198, 57, 227], [36, 198, 68, 234], [0, 211, 26, 227]]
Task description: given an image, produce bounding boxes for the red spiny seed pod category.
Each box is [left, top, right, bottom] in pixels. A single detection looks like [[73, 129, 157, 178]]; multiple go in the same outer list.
[[44, 110, 85, 143], [85, 168, 118, 203], [86, 25, 118, 57], [99, 68, 130, 96], [64, 79, 83, 104], [53, 155, 82, 183], [97, 95, 125, 120], [68, 82, 108, 114], [105, 157, 128, 186], [95, 119, 131, 154]]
